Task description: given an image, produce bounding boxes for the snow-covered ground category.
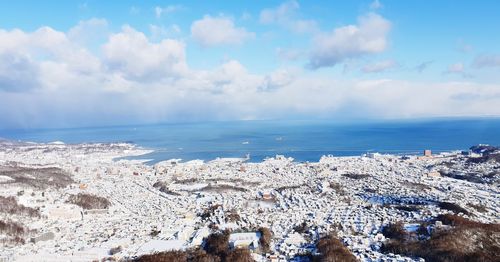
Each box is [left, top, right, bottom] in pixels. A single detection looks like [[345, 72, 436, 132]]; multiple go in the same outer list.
[[0, 141, 498, 261]]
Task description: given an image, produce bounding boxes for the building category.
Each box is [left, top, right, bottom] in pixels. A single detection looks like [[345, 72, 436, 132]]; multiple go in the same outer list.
[[423, 171, 441, 179], [261, 189, 274, 201], [229, 232, 261, 249], [191, 227, 211, 247], [424, 150, 432, 157], [365, 152, 381, 159], [30, 232, 55, 244], [263, 192, 273, 200], [462, 150, 482, 158]]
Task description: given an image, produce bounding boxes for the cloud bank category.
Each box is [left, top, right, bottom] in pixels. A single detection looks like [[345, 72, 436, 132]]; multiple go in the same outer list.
[[0, 12, 499, 129]]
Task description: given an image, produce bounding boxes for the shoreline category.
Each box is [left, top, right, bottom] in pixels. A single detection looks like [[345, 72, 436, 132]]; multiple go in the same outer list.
[[3, 137, 460, 165], [2, 138, 476, 168], [3, 117, 500, 165]]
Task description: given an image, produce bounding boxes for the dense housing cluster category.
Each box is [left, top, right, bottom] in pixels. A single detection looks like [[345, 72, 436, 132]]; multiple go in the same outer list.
[[0, 140, 498, 261]]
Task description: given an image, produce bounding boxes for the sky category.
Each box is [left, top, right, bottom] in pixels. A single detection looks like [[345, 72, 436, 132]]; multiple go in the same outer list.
[[0, 0, 500, 129]]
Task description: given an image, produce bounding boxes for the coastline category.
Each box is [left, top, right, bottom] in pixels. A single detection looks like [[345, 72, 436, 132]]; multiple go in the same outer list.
[[3, 118, 500, 165]]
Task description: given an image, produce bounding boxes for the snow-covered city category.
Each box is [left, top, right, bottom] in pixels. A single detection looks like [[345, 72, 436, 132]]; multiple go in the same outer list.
[[1, 140, 498, 261]]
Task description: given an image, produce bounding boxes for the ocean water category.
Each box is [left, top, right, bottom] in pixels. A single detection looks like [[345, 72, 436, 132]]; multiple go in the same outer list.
[[1, 119, 500, 163]]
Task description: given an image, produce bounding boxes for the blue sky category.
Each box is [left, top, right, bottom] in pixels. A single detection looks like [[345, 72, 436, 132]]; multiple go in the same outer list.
[[0, 0, 500, 128]]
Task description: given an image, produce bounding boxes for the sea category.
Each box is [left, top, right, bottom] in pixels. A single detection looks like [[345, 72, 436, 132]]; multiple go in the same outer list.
[[1, 118, 500, 164]]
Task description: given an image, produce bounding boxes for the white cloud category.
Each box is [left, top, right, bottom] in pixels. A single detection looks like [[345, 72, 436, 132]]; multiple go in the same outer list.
[[0, 25, 102, 92], [260, 68, 295, 91], [190, 15, 255, 47], [68, 18, 109, 46], [0, 52, 40, 92], [308, 13, 391, 69], [155, 5, 182, 18], [210, 60, 249, 87], [348, 79, 500, 118], [472, 54, 500, 68], [207, 60, 263, 94], [1, 21, 500, 129], [259, 0, 318, 34], [103, 25, 188, 80], [362, 59, 398, 73]]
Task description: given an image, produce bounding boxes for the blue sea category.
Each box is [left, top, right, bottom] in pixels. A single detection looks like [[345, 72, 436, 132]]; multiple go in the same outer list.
[[1, 118, 500, 164]]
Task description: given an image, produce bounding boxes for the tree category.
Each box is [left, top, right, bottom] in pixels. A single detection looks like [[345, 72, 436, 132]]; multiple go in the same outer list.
[[258, 227, 272, 253], [313, 234, 357, 262], [204, 230, 230, 258]]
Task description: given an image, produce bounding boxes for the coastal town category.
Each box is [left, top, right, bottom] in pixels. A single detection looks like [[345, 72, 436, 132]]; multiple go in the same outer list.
[[0, 140, 498, 261]]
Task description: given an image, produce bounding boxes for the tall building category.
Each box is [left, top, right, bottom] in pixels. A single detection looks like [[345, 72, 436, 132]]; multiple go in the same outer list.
[[424, 149, 432, 157]]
